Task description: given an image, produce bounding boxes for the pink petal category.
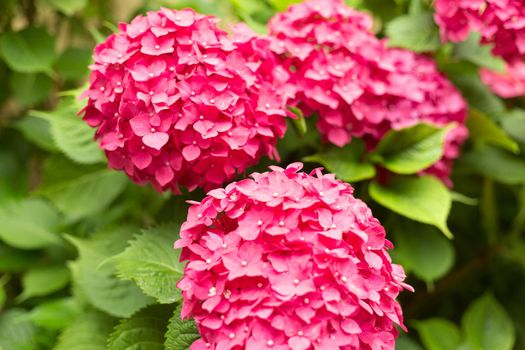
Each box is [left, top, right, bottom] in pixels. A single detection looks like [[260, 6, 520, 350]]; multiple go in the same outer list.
[[143, 132, 169, 150], [182, 144, 201, 161]]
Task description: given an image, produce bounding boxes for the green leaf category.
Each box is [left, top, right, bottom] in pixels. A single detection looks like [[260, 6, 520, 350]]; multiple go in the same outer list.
[[371, 123, 452, 174], [19, 264, 70, 300], [0, 27, 56, 73], [0, 198, 63, 249], [415, 318, 462, 350], [55, 47, 91, 81], [267, 0, 302, 11], [386, 11, 440, 52], [467, 109, 519, 154], [165, 304, 200, 350], [454, 33, 506, 72], [370, 176, 453, 238], [288, 106, 307, 136], [0, 309, 39, 350], [26, 298, 81, 330], [54, 310, 117, 350], [113, 224, 185, 304], [38, 156, 127, 220], [462, 294, 516, 350], [0, 244, 41, 272], [30, 98, 105, 164], [304, 139, 376, 182], [43, 0, 88, 16], [12, 116, 58, 152], [396, 334, 424, 350], [9, 72, 53, 106], [462, 144, 525, 185], [502, 109, 525, 144], [450, 74, 505, 117], [392, 221, 455, 282], [108, 304, 173, 350], [67, 227, 155, 318]]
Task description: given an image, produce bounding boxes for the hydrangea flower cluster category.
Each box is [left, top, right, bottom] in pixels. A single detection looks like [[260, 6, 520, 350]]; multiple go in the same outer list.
[[268, 0, 468, 183], [434, 0, 525, 63], [434, 0, 525, 98], [81, 9, 289, 193], [176, 163, 411, 350], [480, 60, 525, 98]]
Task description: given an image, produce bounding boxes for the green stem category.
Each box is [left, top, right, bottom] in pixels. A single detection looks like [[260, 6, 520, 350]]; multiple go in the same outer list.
[[509, 187, 525, 239], [481, 178, 498, 244]]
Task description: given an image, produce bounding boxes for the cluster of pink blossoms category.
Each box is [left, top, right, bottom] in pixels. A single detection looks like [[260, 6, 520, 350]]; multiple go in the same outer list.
[[268, 0, 468, 183], [434, 0, 525, 98], [480, 61, 525, 98], [176, 163, 412, 350], [434, 0, 525, 63], [81, 9, 289, 193]]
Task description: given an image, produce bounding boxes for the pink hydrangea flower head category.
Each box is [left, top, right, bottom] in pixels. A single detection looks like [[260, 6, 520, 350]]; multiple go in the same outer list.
[[434, 0, 525, 63], [268, 0, 468, 184], [176, 163, 412, 350], [480, 60, 525, 98], [81, 9, 288, 193]]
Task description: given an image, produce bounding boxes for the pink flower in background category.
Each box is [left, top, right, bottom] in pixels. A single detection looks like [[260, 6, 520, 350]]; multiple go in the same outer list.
[[176, 163, 411, 350], [434, 0, 525, 63], [434, 0, 525, 98], [268, 0, 468, 185], [480, 61, 525, 98], [81, 9, 289, 193]]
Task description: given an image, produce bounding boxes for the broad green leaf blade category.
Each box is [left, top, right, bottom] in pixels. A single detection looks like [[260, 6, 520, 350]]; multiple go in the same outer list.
[[0, 198, 63, 249], [26, 298, 81, 330], [453, 33, 506, 72], [108, 304, 173, 350], [395, 334, 424, 350], [304, 140, 376, 182], [12, 116, 58, 152], [502, 109, 525, 144], [113, 224, 185, 304], [415, 318, 462, 350], [43, 0, 87, 16], [462, 144, 525, 185], [30, 98, 105, 164], [450, 74, 505, 117], [38, 156, 127, 220], [0, 27, 56, 73], [369, 176, 453, 237], [467, 109, 519, 154], [391, 221, 454, 282], [55, 47, 91, 81], [9, 72, 53, 106], [165, 305, 200, 350], [0, 309, 39, 350], [67, 227, 154, 318], [371, 123, 452, 174], [386, 11, 440, 52], [462, 294, 516, 350], [267, 0, 302, 11], [54, 310, 117, 350], [19, 264, 70, 300]]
